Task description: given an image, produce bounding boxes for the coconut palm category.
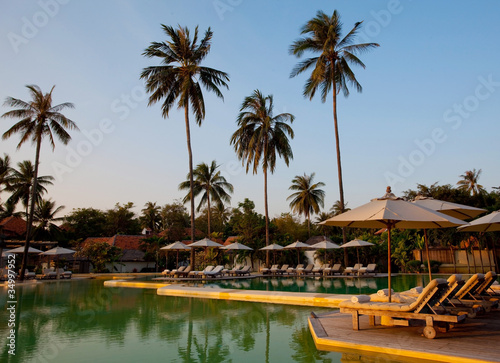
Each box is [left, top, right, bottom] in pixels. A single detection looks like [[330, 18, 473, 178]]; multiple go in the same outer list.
[[287, 173, 325, 237], [179, 160, 233, 235], [2, 84, 77, 280], [32, 199, 65, 240], [230, 89, 294, 265], [6, 160, 54, 217], [330, 200, 350, 216], [290, 10, 379, 245], [140, 201, 162, 233], [141, 25, 229, 264], [457, 169, 485, 196], [0, 153, 12, 195]]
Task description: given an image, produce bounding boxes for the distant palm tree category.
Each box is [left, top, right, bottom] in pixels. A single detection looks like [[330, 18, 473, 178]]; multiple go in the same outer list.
[[457, 169, 485, 196], [6, 160, 54, 217], [287, 173, 325, 237], [141, 25, 229, 265], [315, 211, 333, 236], [2, 84, 77, 280], [230, 90, 294, 265], [179, 160, 233, 235], [290, 10, 379, 245], [140, 202, 162, 233], [33, 199, 64, 240], [330, 200, 350, 216], [0, 153, 12, 196]]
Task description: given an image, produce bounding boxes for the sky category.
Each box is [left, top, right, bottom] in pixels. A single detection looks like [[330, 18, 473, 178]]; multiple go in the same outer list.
[[1, 0, 499, 221]]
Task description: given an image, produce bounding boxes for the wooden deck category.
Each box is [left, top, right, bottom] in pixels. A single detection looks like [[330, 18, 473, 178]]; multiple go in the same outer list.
[[309, 309, 500, 363]]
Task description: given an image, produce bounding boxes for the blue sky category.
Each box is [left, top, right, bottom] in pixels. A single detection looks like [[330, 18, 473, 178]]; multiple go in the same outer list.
[[1, 0, 499, 220]]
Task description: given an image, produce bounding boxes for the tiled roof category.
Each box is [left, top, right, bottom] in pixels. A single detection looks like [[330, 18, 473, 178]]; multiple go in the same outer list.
[[120, 249, 145, 261], [224, 236, 239, 246], [82, 237, 111, 247], [0, 216, 27, 237], [158, 227, 205, 239], [108, 235, 145, 250]]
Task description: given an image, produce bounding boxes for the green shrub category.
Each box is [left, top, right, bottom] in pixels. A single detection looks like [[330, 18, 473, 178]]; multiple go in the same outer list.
[[407, 260, 422, 273]]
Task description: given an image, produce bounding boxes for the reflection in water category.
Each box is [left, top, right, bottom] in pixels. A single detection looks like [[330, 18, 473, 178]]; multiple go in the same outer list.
[[0, 278, 445, 362]]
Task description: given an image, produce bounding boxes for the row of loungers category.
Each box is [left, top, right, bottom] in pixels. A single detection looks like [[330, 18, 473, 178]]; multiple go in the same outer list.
[[260, 263, 377, 276], [338, 271, 499, 339], [161, 265, 252, 278], [0, 268, 72, 280]]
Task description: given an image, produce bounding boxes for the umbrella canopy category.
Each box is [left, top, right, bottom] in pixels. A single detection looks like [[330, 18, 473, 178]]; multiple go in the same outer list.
[[160, 241, 191, 269], [309, 238, 341, 265], [340, 239, 374, 266], [189, 238, 224, 248], [260, 243, 283, 265], [2, 250, 15, 258], [321, 188, 466, 301], [221, 242, 253, 250], [457, 211, 500, 232], [8, 246, 43, 254], [284, 240, 310, 265], [412, 196, 486, 220], [40, 247, 76, 255]]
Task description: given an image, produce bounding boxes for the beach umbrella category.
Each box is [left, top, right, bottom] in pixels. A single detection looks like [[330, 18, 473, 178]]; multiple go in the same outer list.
[[161, 241, 191, 268], [339, 239, 374, 267], [260, 243, 284, 265], [284, 240, 310, 265], [221, 242, 253, 250], [40, 247, 76, 279], [412, 196, 483, 279], [8, 246, 43, 254], [309, 237, 341, 264], [320, 187, 466, 301], [189, 238, 224, 268]]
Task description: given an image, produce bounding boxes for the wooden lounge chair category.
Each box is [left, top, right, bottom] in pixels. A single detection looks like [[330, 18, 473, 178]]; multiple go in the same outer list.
[[312, 264, 329, 276], [339, 278, 466, 339], [228, 265, 243, 276], [261, 264, 279, 275], [204, 265, 225, 278], [298, 264, 314, 276], [174, 265, 192, 277], [24, 269, 36, 279], [188, 265, 212, 277], [287, 264, 303, 275], [41, 268, 57, 279], [475, 271, 498, 297], [278, 264, 289, 274], [235, 265, 251, 276], [344, 263, 362, 276], [358, 263, 377, 275], [449, 272, 499, 314], [57, 268, 72, 279], [168, 265, 186, 277], [270, 264, 285, 275], [323, 264, 341, 276]]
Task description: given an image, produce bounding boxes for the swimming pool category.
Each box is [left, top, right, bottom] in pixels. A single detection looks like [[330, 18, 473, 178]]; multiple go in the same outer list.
[[1, 277, 443, 363]]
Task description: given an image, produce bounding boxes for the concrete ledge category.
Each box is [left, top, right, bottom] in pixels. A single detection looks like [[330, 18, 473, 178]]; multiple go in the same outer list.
[[104, 280, 170, 289]]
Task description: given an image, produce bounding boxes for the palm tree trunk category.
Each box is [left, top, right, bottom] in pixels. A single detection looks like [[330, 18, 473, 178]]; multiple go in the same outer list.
[[331, 70, 348, 266], [465, 246, 471, 274], [184, 104, 196, 268], [20, 137, 42, 281], [207, 189, 211, 236], [264, 166, 270, 267]]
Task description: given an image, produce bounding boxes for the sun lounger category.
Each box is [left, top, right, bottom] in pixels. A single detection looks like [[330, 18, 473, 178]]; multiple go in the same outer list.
[[475, 271, 498, 297], [261, 264, 278, 275], [188, 265, 213, 277], [344, 263, 362, 276], [358, 263, 377, 275], [235, 265, 251, 276], [57, 268, 72, 279], [168, 265, 186, 277], [278, 264, 289, 274], [323, 264, 341, 276], [298, 264, 314, 276], [312, 264, 329, 276], [203, 265, 224, 278], [41, 268, 57, 279], [287, 264, 303, 275], [340, 278, 466, 339], [449, 272, 499, 314], [174, 265, 192, 277], [24, 269, 36, 279]]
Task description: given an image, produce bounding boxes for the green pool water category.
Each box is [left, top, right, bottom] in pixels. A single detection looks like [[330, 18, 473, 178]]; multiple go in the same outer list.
[[1, 276, 445, 363]]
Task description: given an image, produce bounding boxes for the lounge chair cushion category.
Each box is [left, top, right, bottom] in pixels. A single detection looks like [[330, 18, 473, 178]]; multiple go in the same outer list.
[[351, 295, 371, 303]]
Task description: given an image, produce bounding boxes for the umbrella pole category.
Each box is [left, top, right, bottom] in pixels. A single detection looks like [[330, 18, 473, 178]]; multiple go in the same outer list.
[[297, 249, 300, 266], [176, 250, 179, 269], [387, 226, 392, 303], [424, 229, 432, 281]]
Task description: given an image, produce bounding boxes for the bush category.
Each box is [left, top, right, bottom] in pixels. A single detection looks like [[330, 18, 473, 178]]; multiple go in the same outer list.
[[407, 260, 422, 273], [423, 260, 441, 273]]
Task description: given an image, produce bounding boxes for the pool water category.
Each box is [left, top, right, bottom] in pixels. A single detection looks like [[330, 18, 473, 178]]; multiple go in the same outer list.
[[0, 277, 444, 363]]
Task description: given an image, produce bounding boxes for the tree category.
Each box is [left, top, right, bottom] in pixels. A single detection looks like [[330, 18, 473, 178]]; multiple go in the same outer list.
[[179, 160, 233, 235], [141, 25, 229, 265], [0, 153, 12, 197], [75, 240, 122, 273], [32, 199, 64, 240], [287, 172, 325, 237], [290, 10, 379, 246], [140, 202, 161, 233], [105, 202, 141, 236], [160, 201, 190, 241], [64, 208, 107, 240], [457, 169, 486, 196], [230, 90, 294, 266], [6, 160, 54, 217], [2, 84, 77, 280]]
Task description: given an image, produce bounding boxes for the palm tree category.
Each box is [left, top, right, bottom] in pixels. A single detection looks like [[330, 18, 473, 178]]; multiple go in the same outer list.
[[287, 172, 325, 237], [140, 201, 162, 233], [457, 169, 485, 196], [6, 160, 54, 217], [230, 89, 294, 265], [2, 84, 77, 280], [179, 160, 233, 235], [141, 25, 229, 265], [32, 199, 64, 240], [330, 200, 350, 216], [0, 153, 12, 196], [290, 10, 379, 246]]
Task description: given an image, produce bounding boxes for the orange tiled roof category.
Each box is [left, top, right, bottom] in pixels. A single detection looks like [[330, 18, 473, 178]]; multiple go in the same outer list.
[[108, 235, 145, 250], [82, 237, 112, 247], [224, 236, 239, 246], [0, 216, 27, 237]]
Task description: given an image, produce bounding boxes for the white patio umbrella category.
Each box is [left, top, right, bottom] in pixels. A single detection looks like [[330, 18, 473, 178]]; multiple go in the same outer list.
[[40, 246, 76, 279], [220, 242, 253, 250], [340, 239, 374, 267], [284, 240, 310, 265], [8, 246, 43, 254], [309, 237, 340, 264], [320, 188, 466, 301], [412, 196, 483, 279], [189, 238, 224, 269], [260, 243, 284, 265], [160, 241, 191, 268]]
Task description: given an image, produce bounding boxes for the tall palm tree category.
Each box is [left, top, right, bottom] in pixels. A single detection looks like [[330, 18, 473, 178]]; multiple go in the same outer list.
[[457, 169, 485, 196], [2, 84, 77, 280], [140, 201, 161, 233], [287, 172, 325, 237], [0, 153, 12, 196], [141, 25, 229, 265], [7, 160, 54, 217], [32, 199, 64, 240], [230, 89, 294, 265], [290, 10, 379, 246], [179, 160, 233, 235]]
